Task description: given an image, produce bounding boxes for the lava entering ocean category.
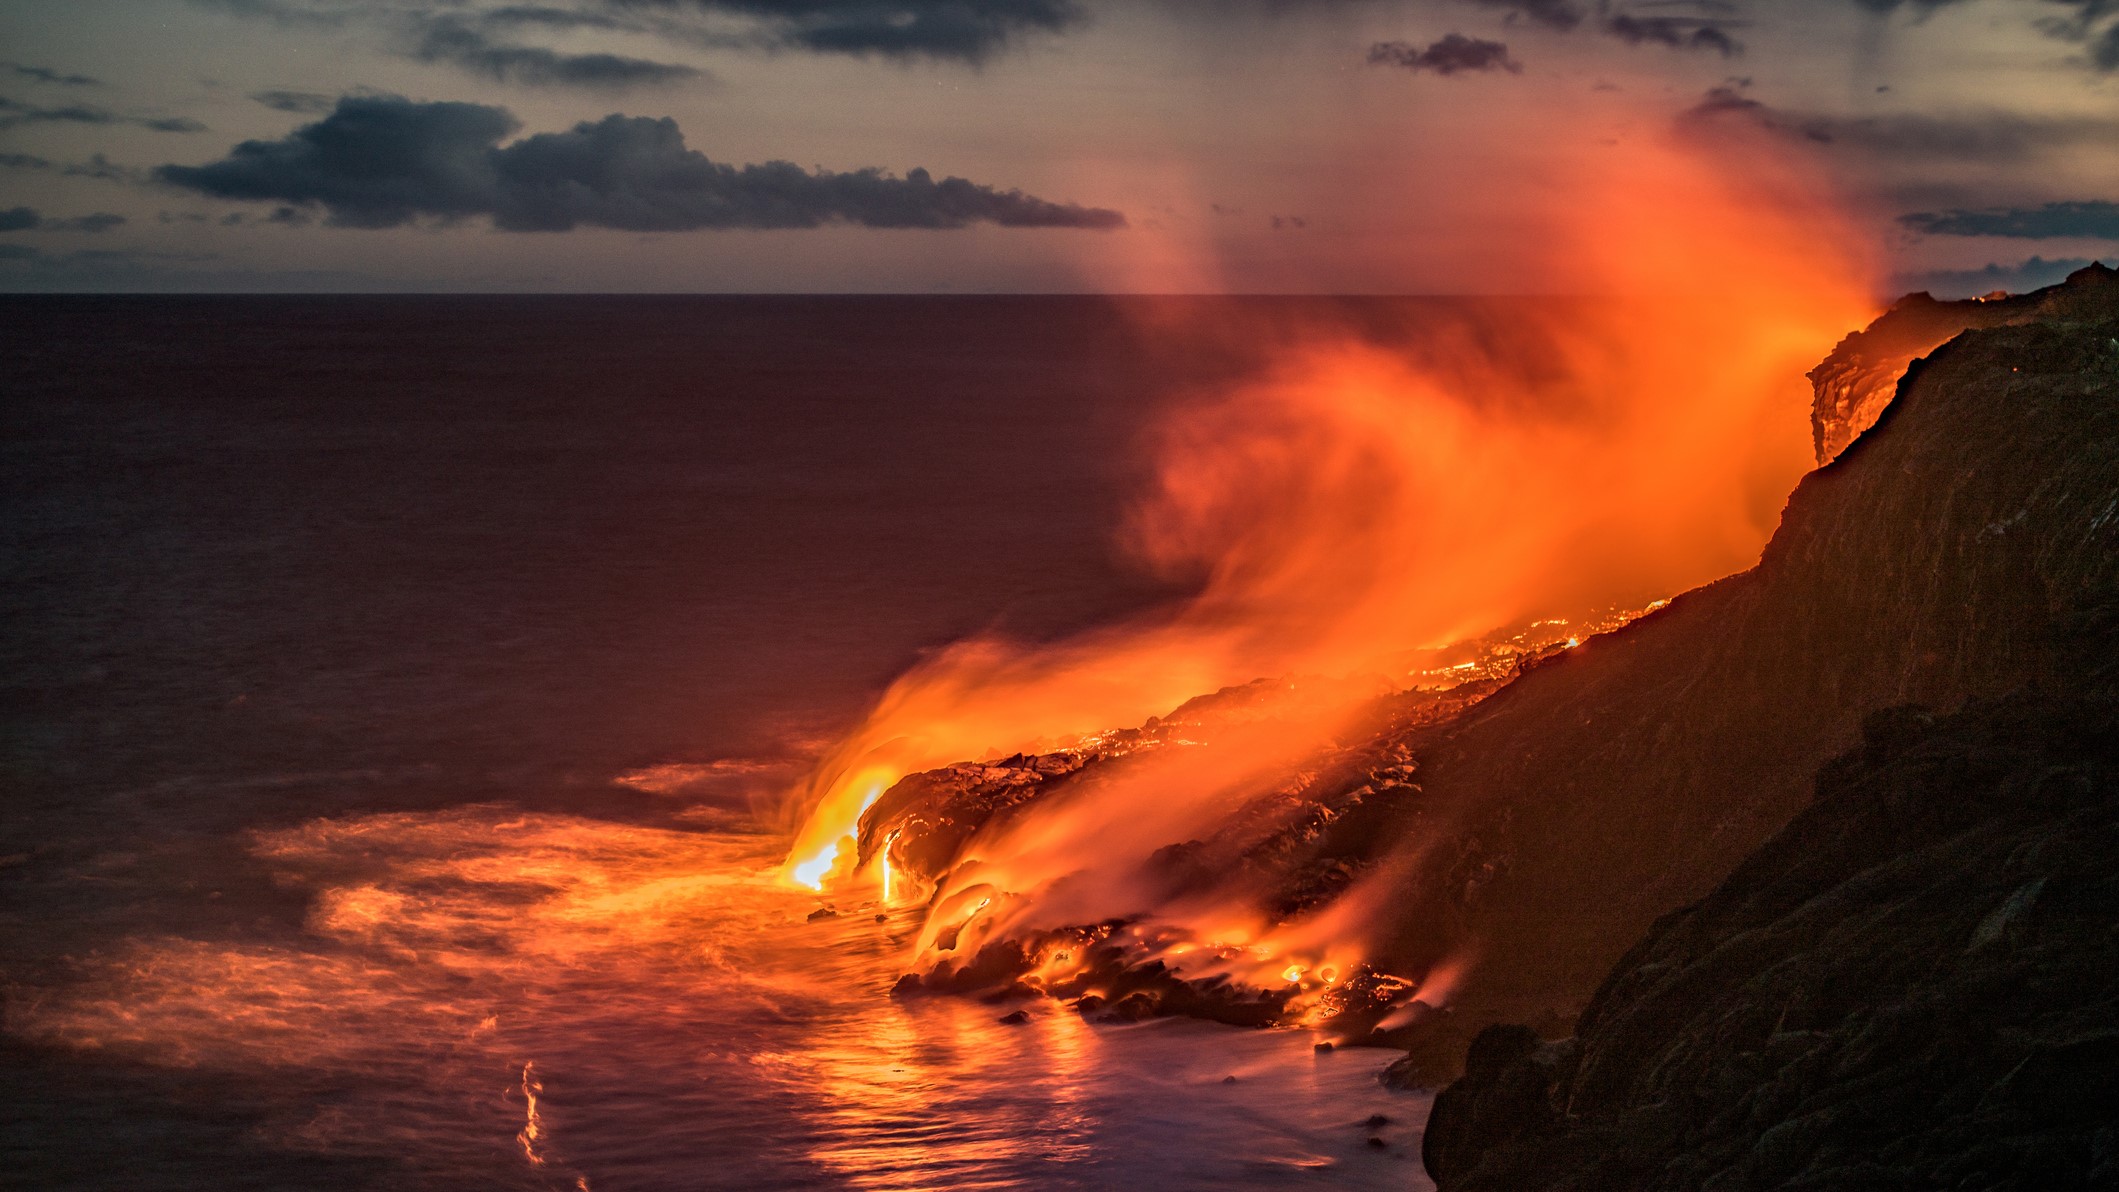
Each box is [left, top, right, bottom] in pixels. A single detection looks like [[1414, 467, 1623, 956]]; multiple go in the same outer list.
[[782, 121, 1880, 1017]]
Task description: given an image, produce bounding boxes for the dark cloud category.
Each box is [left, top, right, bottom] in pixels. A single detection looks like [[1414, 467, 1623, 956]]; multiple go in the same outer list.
[[156, 94, 1126, 232], [412, 15, 705, 88], [1845, 0, 2110, 15], [0, 244, 38, 260], [1898, 202, 2119, 239], [1679, 86, 2119, 164], [193, 0, 1084, 63], [2090, 21, 2119, 67], [64, 154, 150, 183], [621, 0, 1084, 60], [1851, 0, 2119, 69], [186, 0, 352, 26], [1368, 34, 1522, 75], [1604, 14, 1742, 55], [1893, 255, 2096, 298], [1461, 0, 1584, 32], [0, 150, 150, 182], [251, 89, 338, 113], [1460, 0, 1743, 53], [0, 207, 129, 233], [0, 97, 121, 128], [480, 5, 634, 31], [56, 212, 129, 232], [0, 96, 206, 133], [4, 62, 102, 87]]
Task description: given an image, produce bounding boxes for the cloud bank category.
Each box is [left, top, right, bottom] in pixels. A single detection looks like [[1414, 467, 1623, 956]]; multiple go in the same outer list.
[[1898, 202, 2119, 239], [0, 207, 129, 232], [196, 0, 1084, 64], [412, 15, 705, 88], [156, 94, 1126, 232], [0, 96, 205, 133], [4, 62, 102, 87]]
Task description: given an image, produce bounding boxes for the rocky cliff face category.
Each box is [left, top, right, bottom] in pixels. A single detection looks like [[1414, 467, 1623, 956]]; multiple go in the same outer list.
[[1422, 690, 2119, 1191], [1809, 261, 2119, 462], [860, 274, 2119, 1088], [1418, 315, 2119, 1189], [1365, 313, 2119, 1075]]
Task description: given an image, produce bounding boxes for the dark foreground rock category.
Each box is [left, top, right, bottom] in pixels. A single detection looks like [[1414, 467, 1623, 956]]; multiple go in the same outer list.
[[1423, 691, 2119, 1191]]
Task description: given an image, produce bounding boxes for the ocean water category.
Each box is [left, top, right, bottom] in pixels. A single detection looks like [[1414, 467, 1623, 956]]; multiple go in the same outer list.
[[0, 296, 1435, 1190]]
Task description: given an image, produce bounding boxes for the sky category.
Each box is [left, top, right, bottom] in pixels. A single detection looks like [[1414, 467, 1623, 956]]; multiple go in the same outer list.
[[0, 0, 2115, 293]]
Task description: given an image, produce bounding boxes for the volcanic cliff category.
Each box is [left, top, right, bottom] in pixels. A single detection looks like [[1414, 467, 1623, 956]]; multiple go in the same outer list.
[[1414, 289, 2119, 1188]]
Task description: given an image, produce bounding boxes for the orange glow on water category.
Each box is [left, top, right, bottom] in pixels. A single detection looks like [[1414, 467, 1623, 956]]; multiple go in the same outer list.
[[6, 809, 1424, 1185], [782, 116, 1878, 1008]]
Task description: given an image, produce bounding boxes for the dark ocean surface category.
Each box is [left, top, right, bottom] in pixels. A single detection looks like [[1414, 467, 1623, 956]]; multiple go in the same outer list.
[[0, 296, 1436, 1190]]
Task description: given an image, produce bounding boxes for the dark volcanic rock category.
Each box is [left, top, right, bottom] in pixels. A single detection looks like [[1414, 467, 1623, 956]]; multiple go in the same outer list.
[[1809, 260, 2119, 462], [1422, 691, 2119, 1191]]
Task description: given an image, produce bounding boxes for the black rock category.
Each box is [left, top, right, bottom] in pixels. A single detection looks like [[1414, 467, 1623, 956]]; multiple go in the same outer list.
[[1423, 692, 2119, 1190]]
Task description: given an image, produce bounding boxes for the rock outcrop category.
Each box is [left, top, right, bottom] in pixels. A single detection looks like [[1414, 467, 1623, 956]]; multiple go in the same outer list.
[[1365, 312, 2119, 1077], [1809, 260, 2119, 462], [1422, 690, 2119, 1191], [1420, 313, 2119, 1187]]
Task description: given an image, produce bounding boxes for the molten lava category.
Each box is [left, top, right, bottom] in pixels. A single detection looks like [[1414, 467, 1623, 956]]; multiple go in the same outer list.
[[781, 118, 1879, 1016]]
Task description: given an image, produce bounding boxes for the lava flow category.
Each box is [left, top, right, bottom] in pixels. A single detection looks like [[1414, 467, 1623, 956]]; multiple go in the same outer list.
[[781, 117, 1880, 1016]]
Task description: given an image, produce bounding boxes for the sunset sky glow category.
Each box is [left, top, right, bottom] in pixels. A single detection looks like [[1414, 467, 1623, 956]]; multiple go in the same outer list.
[[2, 0, 2115, 292]]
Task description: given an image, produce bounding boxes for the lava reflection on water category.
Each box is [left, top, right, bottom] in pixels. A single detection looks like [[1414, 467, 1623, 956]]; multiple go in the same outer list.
[[8, 806, 1429, 1190]]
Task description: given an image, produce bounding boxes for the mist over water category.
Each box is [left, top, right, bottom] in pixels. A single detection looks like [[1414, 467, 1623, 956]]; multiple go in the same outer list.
[[1, 296, 1440, 1189]]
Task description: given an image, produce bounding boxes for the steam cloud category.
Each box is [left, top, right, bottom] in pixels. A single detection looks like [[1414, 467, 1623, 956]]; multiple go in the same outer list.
[[156, 95, 1126, 232]]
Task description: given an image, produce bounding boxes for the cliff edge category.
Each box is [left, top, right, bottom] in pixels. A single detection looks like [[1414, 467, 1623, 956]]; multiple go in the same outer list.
[[1422, 318, 2119, 1189]]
